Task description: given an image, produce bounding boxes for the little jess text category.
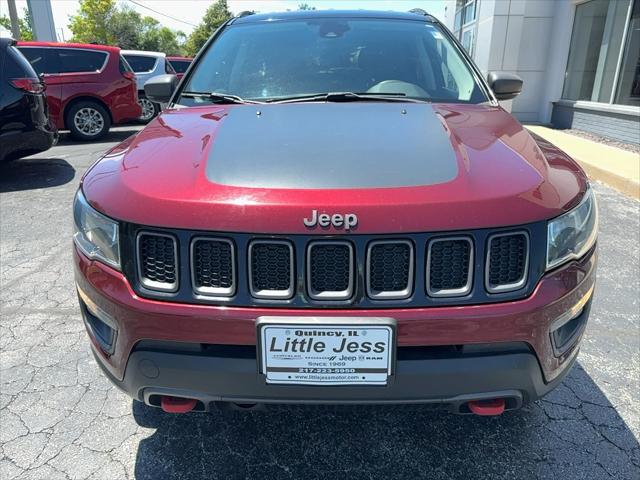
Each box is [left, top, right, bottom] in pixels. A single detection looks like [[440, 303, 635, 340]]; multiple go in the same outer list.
[[268, 329, 385, 354]]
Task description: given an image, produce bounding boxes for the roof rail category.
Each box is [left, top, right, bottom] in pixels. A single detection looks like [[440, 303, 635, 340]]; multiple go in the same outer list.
[[408, 8, 428, 16], [408, 8, 437, 23]]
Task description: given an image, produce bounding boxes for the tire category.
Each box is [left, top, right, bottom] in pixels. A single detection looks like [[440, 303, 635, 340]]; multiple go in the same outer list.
[[137, 94, 159, 123], [66, 101, 111, 141]]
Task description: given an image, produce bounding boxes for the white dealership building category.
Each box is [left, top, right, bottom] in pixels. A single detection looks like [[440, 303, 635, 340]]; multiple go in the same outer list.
[[443, 0, 640, 144]]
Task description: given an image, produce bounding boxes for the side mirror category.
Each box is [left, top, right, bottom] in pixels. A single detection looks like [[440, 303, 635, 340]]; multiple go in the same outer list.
[[487, 72, 523, 101], [144, 74, 178, 104]]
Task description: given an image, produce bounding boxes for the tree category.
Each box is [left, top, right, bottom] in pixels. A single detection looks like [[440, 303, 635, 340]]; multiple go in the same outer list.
[[68, 0, 116, 44], [107, 7, 141, 49], [131, 17, 181, 54], [155, 27, 184, 55], [0, 8, 34, 41], [185, 0, 232, 57], [298, 3, 316, 10], [68, 1, 185, 54], [138, 16, 162, 50]]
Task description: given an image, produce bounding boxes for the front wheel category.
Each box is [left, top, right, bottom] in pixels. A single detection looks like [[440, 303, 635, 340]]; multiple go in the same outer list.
[[66, 101, 111, 141], [138, 94, 159, 123]]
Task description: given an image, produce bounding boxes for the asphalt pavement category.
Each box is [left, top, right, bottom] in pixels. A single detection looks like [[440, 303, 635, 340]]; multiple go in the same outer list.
[[1, 126, 638, 480]]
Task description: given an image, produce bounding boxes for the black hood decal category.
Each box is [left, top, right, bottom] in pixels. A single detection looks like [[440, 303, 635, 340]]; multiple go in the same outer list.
[[205, 103, 457, 189]]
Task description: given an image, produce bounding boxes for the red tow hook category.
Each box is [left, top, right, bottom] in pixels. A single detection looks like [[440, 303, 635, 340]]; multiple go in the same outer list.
[[160, 396, 197, 413], [468, 398, 506, 416]]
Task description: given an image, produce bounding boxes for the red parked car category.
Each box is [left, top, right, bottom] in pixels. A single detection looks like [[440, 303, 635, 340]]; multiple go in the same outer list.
[[73, 10, 598, 416], [166, 56, 192, 80], [17, 42, 142, 141]]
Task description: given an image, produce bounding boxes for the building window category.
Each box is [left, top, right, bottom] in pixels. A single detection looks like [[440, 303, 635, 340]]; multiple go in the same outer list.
[[454, 10, 463, 32], [464, 1, 476, 24], [563, 0, 638, 106], [461, 28, 475, 54], [615, 0, 640, 105], [453, 0, 477, 56]]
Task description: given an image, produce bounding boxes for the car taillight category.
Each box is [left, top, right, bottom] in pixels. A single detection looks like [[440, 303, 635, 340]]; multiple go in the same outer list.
[[11, 78, 45, 94], [123, 71, 136, 81]]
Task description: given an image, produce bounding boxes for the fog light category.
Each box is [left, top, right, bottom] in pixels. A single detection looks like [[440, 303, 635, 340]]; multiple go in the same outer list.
[[77, 286, 117, 355], [549, 286, 593, 357]]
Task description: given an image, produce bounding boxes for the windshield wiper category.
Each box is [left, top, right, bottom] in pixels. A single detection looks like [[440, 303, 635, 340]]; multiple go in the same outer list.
[[180, 91, 263, 104], [267, 92, 429, 104]]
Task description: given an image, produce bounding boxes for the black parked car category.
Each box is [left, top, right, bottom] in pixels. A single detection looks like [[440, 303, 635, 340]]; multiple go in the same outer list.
[[0, 37, 57, 163]]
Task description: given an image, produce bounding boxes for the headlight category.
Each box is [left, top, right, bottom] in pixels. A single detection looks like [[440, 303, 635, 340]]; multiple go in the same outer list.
[[546, 186, 598, 270], [73, 190, 120, 269]]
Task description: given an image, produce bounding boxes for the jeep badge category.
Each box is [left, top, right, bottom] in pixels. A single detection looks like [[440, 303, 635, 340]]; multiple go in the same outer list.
[[303, 210, 358, 230]]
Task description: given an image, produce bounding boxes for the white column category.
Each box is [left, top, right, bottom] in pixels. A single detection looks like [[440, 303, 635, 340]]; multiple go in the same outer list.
[[7, 0, 21, 39], [26, 0, 57, 41]]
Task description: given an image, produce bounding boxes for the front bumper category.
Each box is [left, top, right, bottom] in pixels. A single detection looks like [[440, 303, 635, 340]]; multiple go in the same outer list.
[[94, 339, 581, 412], [74, 245, 596, 407]]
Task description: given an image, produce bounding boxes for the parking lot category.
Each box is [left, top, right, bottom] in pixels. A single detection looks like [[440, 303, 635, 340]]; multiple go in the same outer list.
[[0, 127, 638, 480]]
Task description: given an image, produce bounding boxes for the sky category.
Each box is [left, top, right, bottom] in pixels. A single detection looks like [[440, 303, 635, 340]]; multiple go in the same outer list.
[[1, 0, 448, 41]]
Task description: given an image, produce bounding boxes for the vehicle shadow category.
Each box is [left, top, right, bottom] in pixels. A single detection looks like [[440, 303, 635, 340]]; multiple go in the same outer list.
[[0, 157, 76, 193], [132, 362, 639, 480]]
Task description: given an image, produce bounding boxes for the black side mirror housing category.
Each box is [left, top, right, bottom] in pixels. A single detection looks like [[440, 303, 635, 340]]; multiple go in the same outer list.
[[487, 72, 523, 101], [144, 74, 178, 104]]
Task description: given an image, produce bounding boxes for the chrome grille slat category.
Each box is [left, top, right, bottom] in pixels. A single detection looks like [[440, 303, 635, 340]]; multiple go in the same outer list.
[[306, 241, 354, 300], [485, 232, 529, 293], [426, 236, 473, 297], [136, 232, 178, 292], [249, 240, 295, 299], [366, 240, 414, 299], [191, 237, 236, 297]]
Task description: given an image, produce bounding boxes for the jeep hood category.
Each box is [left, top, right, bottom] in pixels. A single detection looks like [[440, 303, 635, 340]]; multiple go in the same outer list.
[[82, 102, 587, 234]]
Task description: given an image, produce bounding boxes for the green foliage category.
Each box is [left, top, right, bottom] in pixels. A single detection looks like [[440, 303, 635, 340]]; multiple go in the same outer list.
[[68, 0, 185, 55], [184, 0, 232, 57], [298, 3, 316, 10], [108, 7, 141, 49], [68, 0, 116, 44], [0, 8, 34, 41], [140, 22, 184, 55]]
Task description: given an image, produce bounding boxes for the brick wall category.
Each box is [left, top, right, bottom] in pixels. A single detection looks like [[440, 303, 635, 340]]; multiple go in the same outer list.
[[551, 104, 640, 145]]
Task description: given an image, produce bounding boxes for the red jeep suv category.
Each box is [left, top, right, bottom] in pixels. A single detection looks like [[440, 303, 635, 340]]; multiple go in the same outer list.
[[73, 10, 598, 416], [17, 42, 141, 141]]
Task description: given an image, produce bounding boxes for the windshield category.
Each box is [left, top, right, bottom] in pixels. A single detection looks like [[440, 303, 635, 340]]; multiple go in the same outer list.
[[180, 18, 487, 103]]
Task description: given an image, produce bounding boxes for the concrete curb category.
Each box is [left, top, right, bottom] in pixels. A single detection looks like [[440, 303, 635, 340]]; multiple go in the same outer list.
[[576, 161, 640, 200], [526, 126, 640, 200]]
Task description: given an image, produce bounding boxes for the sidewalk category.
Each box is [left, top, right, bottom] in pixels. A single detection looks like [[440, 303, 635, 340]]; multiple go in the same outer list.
[[526, 125, 640, 200]]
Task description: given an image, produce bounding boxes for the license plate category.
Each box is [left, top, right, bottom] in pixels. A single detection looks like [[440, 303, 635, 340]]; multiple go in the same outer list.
[[257, 317, 395, 386]]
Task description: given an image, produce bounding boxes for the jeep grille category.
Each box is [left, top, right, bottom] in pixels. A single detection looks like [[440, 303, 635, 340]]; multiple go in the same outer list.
[[486, 232, 529, 293], [129, 225, 538, 307], [191, 237, 235, 297], [307, 241, 354, 300], [249, 240, 294, 299], [136, 232, 178, 292], [426, 237, 473, 297], [367, 241, 414, 299]]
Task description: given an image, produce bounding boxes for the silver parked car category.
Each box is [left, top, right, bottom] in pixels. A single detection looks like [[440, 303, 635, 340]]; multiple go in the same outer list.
[[121, 50, 176, 122]]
